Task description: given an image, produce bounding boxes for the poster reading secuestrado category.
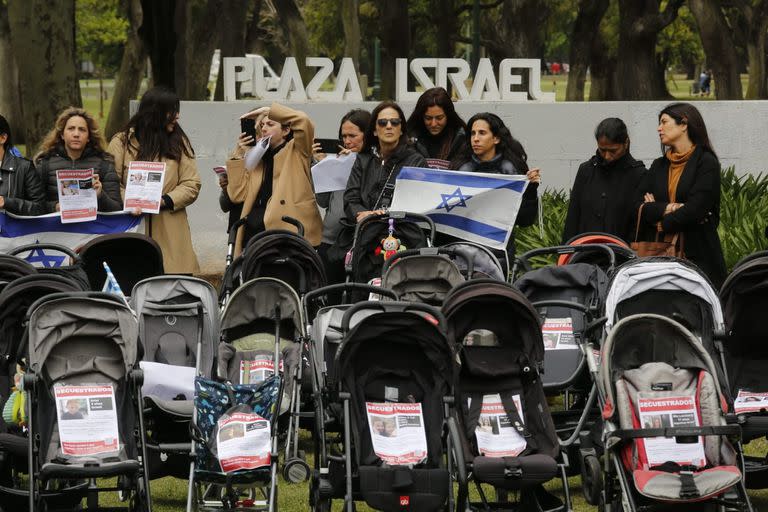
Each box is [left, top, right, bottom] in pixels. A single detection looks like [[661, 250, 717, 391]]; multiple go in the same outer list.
[[56, 169, 97, 223], [54, 384, 120, 456], [366, 402, 427, 465], [637, 394, 706, 467], [124, 161, 166, 214], [472, 393, 527, 457], [240, 358, 283, 385], [216, 411, 271, 472]]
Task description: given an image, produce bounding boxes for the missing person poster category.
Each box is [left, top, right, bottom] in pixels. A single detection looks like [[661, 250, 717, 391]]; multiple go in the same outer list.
[[239, 358, 283, 385], [56, 169, 97, 223], [472, 393, 526, 457], [54, 384, 120, 456], [124, 161, 166, 213], [216, 411, 271, 472], [542, 317, 577, 350], [734, 390, 768, 414], [366, 402, 427, 465], [637, 394, 706, 467]]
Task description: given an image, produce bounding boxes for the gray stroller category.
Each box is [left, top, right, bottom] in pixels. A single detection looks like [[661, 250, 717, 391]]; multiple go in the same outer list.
[[130, 275, 221, 480], [24, 292, 151, 511]]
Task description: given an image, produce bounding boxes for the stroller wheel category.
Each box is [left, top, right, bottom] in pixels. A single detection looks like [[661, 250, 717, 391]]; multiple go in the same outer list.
[[283, 457, 311, 483], [581, 454, 602, 505]]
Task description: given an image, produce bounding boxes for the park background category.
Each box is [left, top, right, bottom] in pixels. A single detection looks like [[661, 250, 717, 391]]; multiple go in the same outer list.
[[3, 1, 768, 509]]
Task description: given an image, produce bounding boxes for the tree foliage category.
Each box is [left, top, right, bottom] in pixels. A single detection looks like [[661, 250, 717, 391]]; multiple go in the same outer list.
[[76, 0, 128, 76]]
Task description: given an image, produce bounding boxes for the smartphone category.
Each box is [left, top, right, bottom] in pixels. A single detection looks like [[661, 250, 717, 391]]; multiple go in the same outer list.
[[240, 118, 257, 146], [316, 138, 341, 154]]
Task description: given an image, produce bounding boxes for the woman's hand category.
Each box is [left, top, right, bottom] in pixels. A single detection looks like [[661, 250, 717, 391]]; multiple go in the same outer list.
[[218, 174, 228, 189], [240, 106, 269, 120], [230, 132, 254, 160], [130, 207, 142, 216], [93, 174, 103, 198], [355, 209, 386, 223], [312, 141, 326, 162], [664, 202, 683, 215], [644, 193, 655, 203], [526, 167, 541, 184]]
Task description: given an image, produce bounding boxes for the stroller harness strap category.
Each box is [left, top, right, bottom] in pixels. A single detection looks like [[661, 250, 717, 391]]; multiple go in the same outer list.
[[465, 391, 537, 453]]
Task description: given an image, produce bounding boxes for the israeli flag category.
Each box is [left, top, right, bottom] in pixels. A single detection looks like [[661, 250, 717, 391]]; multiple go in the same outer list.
[[389, 167, 528, 250], [0, 212, 143, 267]]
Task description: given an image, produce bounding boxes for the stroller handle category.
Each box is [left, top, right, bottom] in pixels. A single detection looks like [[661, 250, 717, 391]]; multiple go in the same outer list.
[[516, 243, 617, 274], [302, 282, 398, 312], [25, 291, 129, 321], [8, 242, 78, 263], [353, 211, 437, 249], [380, 245, 475, 277], [281, 216, 305, 237], [340, 300, 446, 333]]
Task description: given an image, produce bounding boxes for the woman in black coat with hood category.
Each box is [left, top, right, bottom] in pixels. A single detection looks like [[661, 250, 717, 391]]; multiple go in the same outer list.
[[562, 118, 646, 243], [637, 102, 726, 287]]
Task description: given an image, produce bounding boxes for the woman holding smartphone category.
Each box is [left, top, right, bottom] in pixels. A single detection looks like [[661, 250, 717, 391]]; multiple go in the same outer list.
[[108, 87, 201, 274]]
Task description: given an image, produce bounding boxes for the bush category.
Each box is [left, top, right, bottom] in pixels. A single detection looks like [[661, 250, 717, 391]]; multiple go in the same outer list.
[[515, 189, 569, 268]]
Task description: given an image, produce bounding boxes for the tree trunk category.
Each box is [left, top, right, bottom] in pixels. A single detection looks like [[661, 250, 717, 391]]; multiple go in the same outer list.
[[213, 0, 248, 100], [175, 0, 223, 100], [614, 0, 683, 100], [485, 0, 550, 62], [565, 0, 609, 101], [431, 0, 457, 58], [688, 0, 743, 100], [0, 2, 24, 145], [7, 0, 81, 154], [739, 0, 768, 99], [589, 30, 616, 101], [378, 0, 410, 100], [105, 0, 146, 139], [272, 0, 311, 82], [139, 0, 176, 89], [341, 0, 361, 68]]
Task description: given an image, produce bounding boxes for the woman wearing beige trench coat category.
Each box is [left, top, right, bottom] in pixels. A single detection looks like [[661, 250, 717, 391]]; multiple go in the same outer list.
[[226, 102, 322, 257], [108, 87, 201, 274]]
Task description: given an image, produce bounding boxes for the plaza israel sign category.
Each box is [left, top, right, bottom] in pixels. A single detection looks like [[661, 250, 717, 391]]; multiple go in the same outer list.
[[223, 57, 554, 103]]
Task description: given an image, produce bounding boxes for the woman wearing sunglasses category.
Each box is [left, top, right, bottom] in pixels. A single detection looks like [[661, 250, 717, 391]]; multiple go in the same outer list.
[[343, 101, 426, 224]]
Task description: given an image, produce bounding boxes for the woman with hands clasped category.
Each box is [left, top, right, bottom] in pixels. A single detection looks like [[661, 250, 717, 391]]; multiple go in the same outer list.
[[36, 107, 122, 213], [226, 102, 321, 257], [636, 102, 726, 287]]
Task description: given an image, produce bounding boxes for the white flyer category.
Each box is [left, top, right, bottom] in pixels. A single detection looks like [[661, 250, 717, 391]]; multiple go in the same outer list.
[[139, 361, 196, 401], [239, 358, 283, 385], [311, 152, 356, 193], [734, 390, 768, 414], [472, 393, 526, 457], [366, 402, 428, 465], [54, 384, 120, 456], [542, 317, 577, 350], [124, 161, 166, 213], [56, 169, 97, 223], [637, 394, 706, 467], [244, 136, 271, 171], [216, 411, 271, 472]]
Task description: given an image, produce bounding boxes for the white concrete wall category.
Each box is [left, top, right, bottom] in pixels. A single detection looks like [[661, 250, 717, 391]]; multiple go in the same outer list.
[[147, 100, 768, 273]]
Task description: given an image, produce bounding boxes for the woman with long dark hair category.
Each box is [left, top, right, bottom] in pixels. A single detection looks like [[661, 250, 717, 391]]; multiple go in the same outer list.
[[451, 112, 540, 260], [0, 114, 45, 215], [35, 107, 122, 213], [637, 102, 726, 287], [562, 117, 646, 243], [108, 87, 201, 274], [405, 87, 466, 169]]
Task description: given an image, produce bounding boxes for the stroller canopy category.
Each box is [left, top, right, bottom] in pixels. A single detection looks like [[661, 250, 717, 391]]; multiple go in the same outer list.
[[27, 294, 139, 382], [381, 253, 464, 306], [77, 233, 164, 293], [604, 258, 724, 331], [443, 279, 544, 365], [440, 241, 506, 281], [221, 277, 304, 339]]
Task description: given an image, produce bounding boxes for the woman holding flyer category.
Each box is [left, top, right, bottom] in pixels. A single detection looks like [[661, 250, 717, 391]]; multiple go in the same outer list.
[[226, 102, 322, 256], [108, 87, 201, 274], [35, 107, 122, 213]]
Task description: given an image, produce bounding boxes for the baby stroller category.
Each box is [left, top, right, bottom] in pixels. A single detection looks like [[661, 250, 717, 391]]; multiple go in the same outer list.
[[380, 247, 467, 306], [598, 313, 751, 511], [345, 211, 435, 288], [556, 233, 635, 269], [0, 253, 36, 292], [218, 277, 309, 483], [443, 279, 567, 512], [719, 250, 768, 488], [313, 300, 454, 512], [78, 233, 164, 293], [8, 243, 91, 291], [439, 241, 506, 281], [220, 216, 326, 305], [130, 276, 220, 481], [24, 292, 151, 511], [188, 373, 282, 511]]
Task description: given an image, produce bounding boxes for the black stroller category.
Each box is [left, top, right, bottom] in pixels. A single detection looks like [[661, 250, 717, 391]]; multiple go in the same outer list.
[[24, 292, 151, 511], [8, 243, 91, 291], [78, 233, 164, 293], [598, 313, 752, 511], [719, 250, 768, 488], [130, 275, 221, 481], [443, 279, 567, 511], [0, 253, 36, 292], [380, 247, 467, 306], [313, 300, 454, 511]]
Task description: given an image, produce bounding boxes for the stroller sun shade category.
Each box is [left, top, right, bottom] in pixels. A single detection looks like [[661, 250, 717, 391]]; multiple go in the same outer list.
[[221, 277, 304, 338]]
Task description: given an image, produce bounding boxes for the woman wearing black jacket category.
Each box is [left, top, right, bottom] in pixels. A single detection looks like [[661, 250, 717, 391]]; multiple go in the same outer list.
[[343, 101, 426, 223], [35, 107, 122, 213], [0, 115, 45, 216], [637, 102, 726, 287], [405, 87, 466, 169], [562, 118, 646, 243], [451, 112, 540, 261]]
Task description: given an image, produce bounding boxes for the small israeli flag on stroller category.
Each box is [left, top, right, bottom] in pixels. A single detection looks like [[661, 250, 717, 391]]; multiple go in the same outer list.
[[101, 261, 126, 298]]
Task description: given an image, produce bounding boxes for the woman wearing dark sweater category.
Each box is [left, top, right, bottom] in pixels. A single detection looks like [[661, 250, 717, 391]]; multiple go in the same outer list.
[[35, 107, 122, 213], [405, 87, 466, 170], [637, 102, 726, 287], [450, 112, 541, 262]]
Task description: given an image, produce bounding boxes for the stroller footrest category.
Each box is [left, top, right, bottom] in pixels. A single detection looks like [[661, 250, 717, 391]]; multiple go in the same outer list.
[[40, 460, 141, 480], [358, 465, 448, 512], [472, 453, 558, 490], [633, 465, 741, 502]]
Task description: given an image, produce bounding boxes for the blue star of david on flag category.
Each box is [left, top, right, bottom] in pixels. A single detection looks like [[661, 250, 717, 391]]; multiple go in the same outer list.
[[436, 187, 472, 212], [23, 241, 66, 268]]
